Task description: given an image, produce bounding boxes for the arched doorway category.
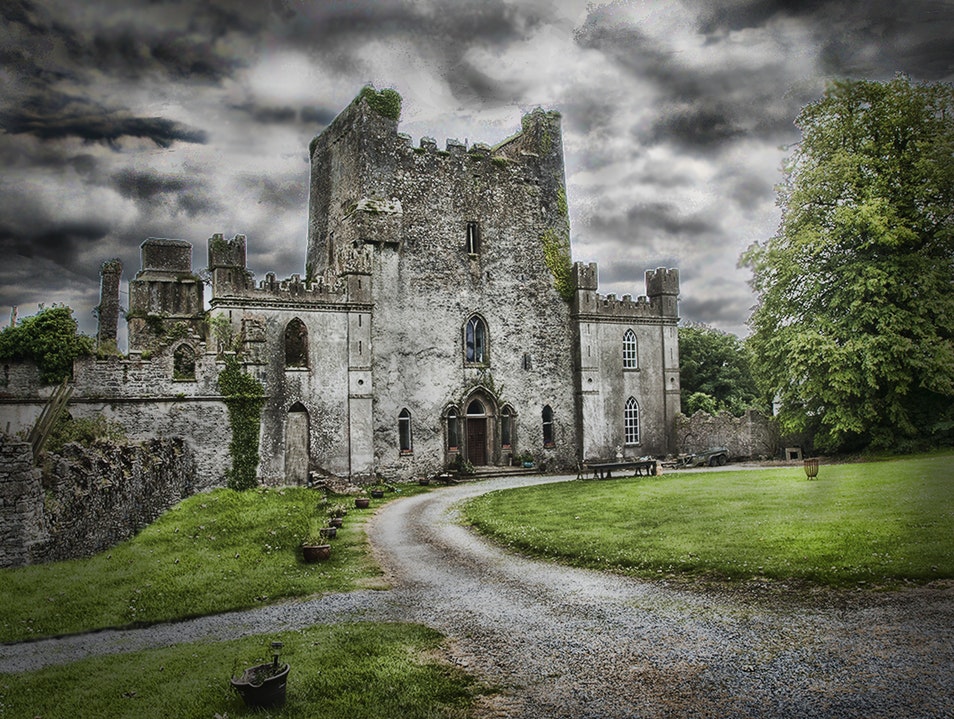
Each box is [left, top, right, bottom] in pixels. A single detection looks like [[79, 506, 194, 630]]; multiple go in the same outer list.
[[285, 402, 310, 485], [466, 399, 491, 467]]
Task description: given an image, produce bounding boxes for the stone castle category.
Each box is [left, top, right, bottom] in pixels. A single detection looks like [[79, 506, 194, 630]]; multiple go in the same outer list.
[[2, 87, 681, 487]]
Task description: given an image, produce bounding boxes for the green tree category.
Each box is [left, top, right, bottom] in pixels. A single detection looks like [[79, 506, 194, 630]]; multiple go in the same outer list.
[[678, 323, 761, 415], [0, 306, 95, 384], [217, 356, 265, 490], [741, 76, 954, 452]]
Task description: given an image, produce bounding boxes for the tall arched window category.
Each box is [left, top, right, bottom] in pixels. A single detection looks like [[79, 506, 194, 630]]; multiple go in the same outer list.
[[542, 405, 554, 447], [465, 315, 488, 364], [398, 408, 413, 454], [285, 318, 308, 368], [500, 406, 513, 449], [466, 221, 480, 254], [173, 343, 196, 380], [446, 407, 460, 451], [623, 329, 638, 369], [625, 397, 640, 445]]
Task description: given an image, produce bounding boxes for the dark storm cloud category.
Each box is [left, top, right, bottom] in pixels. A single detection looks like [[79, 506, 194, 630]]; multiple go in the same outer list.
[[229, 102, 298, 124], [0, 219, 111, 267], [0, 92, 208, 148], [111, 169, 220, 217], [679, 293, 754, 326], [597, 257, 681, 288], [244, 176, 307, 212], [300, 105, 337, 126], [648, 104, 743, 151]]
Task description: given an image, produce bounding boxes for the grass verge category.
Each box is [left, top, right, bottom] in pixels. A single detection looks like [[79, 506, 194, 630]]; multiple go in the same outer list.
[[462, 452, 954, 587], [0, 486, 414, 643], [0, 622, 479, 718]]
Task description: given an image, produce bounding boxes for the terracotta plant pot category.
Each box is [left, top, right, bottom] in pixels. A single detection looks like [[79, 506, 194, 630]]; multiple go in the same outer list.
[[355, 497, 370, 509], [301, 543, 331, 562], [231, 662, 290, 709]]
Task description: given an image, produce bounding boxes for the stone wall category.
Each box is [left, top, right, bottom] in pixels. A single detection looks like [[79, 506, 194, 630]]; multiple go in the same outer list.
[[0, 435, 197, 568], [676, 409, 778, 459]]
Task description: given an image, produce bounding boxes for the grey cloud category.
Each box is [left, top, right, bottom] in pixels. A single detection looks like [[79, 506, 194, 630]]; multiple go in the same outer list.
[[590, 202, 714, 242], [1, 92, 208, 147], [0, 219, 111, 268], [300, 105, 337, 126], [648, 104, 744, 152], [111, 169, 220, 217]]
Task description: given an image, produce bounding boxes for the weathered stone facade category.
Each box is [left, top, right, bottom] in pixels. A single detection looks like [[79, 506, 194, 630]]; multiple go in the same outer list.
[[0, 87, 681, 485], [0, 435, 196, 568]]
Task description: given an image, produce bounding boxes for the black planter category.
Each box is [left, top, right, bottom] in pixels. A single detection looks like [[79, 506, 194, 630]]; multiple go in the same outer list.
[[231, 662, 290, 709], [371, 489, 384, 498]]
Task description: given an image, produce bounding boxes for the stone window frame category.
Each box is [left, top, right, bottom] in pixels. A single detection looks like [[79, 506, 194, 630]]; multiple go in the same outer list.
[[284, 317, 309, 369], [500, 404, 515, 449], [624, 396, 640, 445], [445, 405, 460, 453], [464, 314, 489, 365], [466, 221, 481, 255], [542, 404, 555, 448], [172, 342, 197, 381], [398, 408, 413, 455], [623, 329, 639, 370]]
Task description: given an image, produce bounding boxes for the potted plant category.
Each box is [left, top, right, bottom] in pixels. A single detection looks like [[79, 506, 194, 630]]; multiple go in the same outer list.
[[231, 641, 290, 709], [328, 503, 347, 527], [354, 494, 371, 509], [301, 518, 332, 562], [519, 451, 534, 468], [370, 484, 386, 499]]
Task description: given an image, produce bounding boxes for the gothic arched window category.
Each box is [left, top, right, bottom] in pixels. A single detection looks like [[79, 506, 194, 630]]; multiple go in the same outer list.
[[542, 405, 554, 447], [446, 407, 460, 451], [285, 318, 308, 368], [465, 315, 488, 364], [623, 329, 638, 369], [625, 397, 640, 445], [173, 344, 196, 380], [398, 408, 413, 454]]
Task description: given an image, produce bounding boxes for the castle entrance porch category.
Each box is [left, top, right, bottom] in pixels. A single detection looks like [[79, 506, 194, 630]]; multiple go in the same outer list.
[[285, 403, 310, 485]]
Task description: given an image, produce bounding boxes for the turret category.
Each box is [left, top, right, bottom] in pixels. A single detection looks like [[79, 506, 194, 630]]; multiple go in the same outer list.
[[208, 234, 252, 296], [96, 258, 122, 349], [646, 268, 679, 318]]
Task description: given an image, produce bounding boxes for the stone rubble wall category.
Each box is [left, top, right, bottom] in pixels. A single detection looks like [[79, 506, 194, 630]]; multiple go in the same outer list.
[[676, 409, 778, 459], [0, 435, 197, 568]]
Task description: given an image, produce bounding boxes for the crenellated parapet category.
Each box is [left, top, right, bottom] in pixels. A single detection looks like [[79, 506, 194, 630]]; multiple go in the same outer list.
[[573, 263, 680, 322]]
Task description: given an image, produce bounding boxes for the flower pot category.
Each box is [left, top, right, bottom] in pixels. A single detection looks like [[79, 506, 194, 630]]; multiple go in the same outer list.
[[319, 526, 337, 540], [371, 489, 384, 498], [355, 497, 370, 509], [231, 662, 290, 709], [329, 517, 344, 528], [301, 543, 331, 562], [419, 477, 430, 486]]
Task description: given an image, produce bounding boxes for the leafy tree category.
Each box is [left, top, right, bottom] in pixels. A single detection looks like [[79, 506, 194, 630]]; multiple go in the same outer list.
[[0, 306, 95, 384], [741, 76, 954, 452], [678, 324, 761, 415]]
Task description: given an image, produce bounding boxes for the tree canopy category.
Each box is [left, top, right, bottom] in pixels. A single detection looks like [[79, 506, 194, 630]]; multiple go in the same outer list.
[[0, 306, 94, 385], [741, 76, 954, 452], [678, 324, 761, 416]]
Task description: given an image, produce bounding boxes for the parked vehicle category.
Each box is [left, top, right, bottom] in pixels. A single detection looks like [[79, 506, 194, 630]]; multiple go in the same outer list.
[[674, 447, 729, 468]]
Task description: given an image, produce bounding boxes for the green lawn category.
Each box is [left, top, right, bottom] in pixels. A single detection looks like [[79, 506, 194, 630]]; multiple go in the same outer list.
[[0, 486, 403, 643], [462, 452, 954, 586], [0, 623, 478, 719]]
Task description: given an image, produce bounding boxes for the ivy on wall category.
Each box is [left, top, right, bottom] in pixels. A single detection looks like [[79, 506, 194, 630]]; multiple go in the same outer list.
[[541, 228, 574, 302], [217, 356, 265, 491]]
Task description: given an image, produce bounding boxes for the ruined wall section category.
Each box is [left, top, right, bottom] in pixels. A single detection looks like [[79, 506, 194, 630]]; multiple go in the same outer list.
[[573, 263, 681, 459], [676, 409, 778, 460], [0, 435, 197, 568], [308, 93, 578, 477]]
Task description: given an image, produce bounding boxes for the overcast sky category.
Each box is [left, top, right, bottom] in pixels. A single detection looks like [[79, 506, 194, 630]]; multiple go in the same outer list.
[[2, 0, 952, 342]]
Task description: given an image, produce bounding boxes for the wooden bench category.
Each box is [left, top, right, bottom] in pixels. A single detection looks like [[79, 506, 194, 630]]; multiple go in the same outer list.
[[584, 460, 657, 479]]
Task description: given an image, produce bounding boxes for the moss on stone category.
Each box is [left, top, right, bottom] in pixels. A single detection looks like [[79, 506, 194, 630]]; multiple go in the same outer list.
[[357, 86, 402, 121], [541, 229, 574, 302]]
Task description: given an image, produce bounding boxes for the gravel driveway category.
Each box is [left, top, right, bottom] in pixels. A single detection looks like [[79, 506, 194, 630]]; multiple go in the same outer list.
[[3, 474, 952, 718]]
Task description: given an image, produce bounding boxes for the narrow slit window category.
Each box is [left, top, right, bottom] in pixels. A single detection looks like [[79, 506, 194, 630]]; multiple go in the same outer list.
[[542, 405, 554, 448], [501, 406, 512, 448], [466, 222, 480, 254], [446, 407, 459, 451], [399, 409, 413, 454]]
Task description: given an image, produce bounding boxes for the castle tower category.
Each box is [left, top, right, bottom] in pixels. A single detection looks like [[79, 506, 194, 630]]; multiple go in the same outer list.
[[646, 268, 681, 452], [208, 234, 252, 296], [96, 258, 122, 349], [127, 238, 205, 352]]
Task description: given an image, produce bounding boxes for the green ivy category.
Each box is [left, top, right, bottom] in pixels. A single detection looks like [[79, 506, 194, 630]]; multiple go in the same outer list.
[[0, 306, 94, 384], [357, 86, 402, 121], [541, 229, 574, 302], [217, 356, 265, 491]]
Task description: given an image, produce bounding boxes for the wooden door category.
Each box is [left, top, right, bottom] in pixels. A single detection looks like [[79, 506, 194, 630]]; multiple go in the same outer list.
[[467, 418, 487, 465]]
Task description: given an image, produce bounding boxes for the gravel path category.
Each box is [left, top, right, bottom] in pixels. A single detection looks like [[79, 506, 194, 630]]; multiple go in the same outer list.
[[3, 474, 952, 718]]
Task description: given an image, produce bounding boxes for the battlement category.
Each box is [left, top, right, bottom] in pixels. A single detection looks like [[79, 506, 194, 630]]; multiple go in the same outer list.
[[208, 233, 247, 269], [646, 267, 680, 297], [572, 262, 599, 291], [140, 238, 192, 274]]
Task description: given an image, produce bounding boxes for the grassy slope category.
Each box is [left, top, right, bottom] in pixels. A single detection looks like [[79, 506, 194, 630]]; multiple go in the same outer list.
[[0, 487, 393, 643], [0, 623, 478, 719], [463, 452, 954, 586]]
